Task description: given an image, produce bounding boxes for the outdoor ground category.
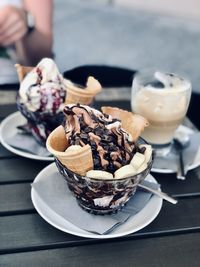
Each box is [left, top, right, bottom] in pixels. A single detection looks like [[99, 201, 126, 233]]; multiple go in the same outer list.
[[53, 0, 200, 93]]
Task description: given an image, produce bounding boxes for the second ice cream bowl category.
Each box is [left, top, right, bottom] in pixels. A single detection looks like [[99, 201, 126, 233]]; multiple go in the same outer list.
[[15, 60, 66, 145], [46, 125, 153, 215], [15, 60, 102, 146], [16, 95, 64, 145]]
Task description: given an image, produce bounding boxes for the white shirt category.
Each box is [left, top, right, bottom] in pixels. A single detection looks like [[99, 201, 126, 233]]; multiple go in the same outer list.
[[0, 0, 22, 8]]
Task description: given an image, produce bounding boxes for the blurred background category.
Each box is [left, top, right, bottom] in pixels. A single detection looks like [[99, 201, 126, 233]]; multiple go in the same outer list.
[[54, 0, 200, 94]]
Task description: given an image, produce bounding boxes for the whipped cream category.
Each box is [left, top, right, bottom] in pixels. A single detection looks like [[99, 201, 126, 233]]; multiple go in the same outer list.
[[19, 58, 67, 113]]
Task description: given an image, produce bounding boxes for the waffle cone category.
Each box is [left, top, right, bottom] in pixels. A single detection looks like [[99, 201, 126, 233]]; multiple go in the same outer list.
[[15, 64, 33, 83], [46, 125, 94, 176], [65, 76, 102, 105], [101, 106, 149, 141]]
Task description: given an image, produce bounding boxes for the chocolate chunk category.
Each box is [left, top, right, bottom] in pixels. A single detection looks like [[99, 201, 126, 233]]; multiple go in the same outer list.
[[83, 126, 93, 133], [101, 135, 115, 142], [139, 146, 146, 154], [79, 133, 88, 139]]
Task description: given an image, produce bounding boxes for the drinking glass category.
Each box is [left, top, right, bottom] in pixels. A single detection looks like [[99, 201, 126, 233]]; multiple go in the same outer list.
[[131, 71, 192, 156]]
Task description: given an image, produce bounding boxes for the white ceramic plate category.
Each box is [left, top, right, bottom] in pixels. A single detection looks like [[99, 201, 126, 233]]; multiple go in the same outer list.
[[0, 112, 54, 161], [31, 163, 163, 239], [151, 125, 200, 173], [152, 152, 200, 174]]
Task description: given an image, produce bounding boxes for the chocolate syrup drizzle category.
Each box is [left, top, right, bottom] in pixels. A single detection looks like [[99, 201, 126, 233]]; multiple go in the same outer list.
[[25, 67, 66, 114], [63, 104, 143, 173]]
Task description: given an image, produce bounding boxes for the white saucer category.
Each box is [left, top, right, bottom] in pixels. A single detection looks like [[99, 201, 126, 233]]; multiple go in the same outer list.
[[151, 125, 200, 174], [152, 156, 200, 174], [0, 112, 54, 161], [31, 163, 163, 239]]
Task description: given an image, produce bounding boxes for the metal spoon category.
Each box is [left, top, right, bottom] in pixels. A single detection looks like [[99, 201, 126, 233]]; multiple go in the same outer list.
[[138, 183, 177, 204], [173, 131, 190, 180]]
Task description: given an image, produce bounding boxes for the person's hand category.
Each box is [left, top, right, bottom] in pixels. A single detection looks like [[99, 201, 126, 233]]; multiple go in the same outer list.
[[0, 5, 28, 46]]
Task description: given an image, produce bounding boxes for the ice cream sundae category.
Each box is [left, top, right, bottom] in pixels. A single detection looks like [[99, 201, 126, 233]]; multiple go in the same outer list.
[[47, 104, 152, 214], [16, 58, 102, 145]]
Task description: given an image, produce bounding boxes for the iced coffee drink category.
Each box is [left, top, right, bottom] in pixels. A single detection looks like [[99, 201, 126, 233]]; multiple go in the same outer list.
[[131, 71, 191, 154]]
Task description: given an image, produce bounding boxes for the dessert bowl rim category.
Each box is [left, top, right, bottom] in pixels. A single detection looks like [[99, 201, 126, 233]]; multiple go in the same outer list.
[[55, 151, 153, 183]]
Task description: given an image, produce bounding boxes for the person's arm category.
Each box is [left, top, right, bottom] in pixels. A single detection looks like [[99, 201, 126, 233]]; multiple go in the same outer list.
[[0, 0, 53, 65], [16, 0, 53, 65]]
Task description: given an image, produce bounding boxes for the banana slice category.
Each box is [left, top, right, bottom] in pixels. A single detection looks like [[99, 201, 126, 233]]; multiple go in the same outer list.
[[136, 162, 148, 174], [86, 170, 113, 180], [130, 152, 145, 169], [139, 144, 152, 163], [114, 164, 137, 179]]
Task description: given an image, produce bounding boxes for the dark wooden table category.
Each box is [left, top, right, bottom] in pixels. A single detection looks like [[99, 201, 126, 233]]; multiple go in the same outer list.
[[0, 86, 200, 267]]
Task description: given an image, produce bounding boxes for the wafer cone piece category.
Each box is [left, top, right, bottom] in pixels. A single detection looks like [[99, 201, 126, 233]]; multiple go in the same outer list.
[[46, 125, 94, 176], [15, 64, 33, 83], [101, 106, 149, 141], [64, 76, 102, 105]]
